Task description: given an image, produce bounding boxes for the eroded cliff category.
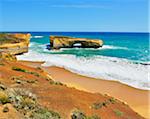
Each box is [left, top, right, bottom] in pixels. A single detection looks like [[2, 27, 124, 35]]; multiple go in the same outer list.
[[50, 36, 103, 49], [0, 33, 31, 55]]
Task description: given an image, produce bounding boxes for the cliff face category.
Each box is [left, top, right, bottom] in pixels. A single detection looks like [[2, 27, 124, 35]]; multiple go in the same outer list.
[[0, 33, 31, 55], [50, 36, 103, 49]]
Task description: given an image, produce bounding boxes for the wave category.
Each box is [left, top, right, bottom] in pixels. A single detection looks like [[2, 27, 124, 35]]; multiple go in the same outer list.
[[29, 42, 129, 53], [17, 51, 150, 90], [29, 42, 35, 47], [101, 45, 129, 50], [59, 45, 129, 51], [31, 36, 44, 38]]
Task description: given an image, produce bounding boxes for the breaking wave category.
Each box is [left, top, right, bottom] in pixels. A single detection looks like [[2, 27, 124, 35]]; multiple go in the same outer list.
[[17, 51, 149, 90], [31, 36, 44, 38]]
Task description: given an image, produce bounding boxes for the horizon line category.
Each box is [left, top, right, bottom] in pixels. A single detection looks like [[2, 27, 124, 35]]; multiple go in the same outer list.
[[0, 31, 149, 33]]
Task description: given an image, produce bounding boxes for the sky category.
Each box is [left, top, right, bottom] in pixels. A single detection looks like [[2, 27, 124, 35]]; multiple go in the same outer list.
[[0, 0, 149, 32]]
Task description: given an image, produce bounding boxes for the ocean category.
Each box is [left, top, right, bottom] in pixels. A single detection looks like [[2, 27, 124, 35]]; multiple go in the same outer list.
[[16, 32, 149, 90]]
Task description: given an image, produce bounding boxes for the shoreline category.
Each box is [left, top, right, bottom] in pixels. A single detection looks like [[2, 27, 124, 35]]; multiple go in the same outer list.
[[19, 60, 150, 118]]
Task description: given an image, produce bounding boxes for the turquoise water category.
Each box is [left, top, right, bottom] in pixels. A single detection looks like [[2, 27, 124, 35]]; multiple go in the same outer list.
[[16, 32, 149, 90], [29, 32, 149, 62]]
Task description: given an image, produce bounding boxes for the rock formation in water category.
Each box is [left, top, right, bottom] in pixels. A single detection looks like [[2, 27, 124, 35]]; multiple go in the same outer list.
[[49, 36, 103, 49], [0, 33, 31, 55]]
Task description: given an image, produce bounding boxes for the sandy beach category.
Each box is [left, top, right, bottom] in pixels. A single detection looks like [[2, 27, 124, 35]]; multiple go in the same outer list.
[[19, 61, 150, 118], [0, 59, 145, 119], [45, 66, 150, 118]]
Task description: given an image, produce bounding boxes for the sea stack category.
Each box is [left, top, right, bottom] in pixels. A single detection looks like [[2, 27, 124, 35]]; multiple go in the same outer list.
[[0, 33, 31, 55], [49, 36, 103, 49]]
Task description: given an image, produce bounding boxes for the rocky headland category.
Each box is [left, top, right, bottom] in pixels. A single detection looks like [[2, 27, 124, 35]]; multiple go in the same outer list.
[[0, 33, 31, 55]]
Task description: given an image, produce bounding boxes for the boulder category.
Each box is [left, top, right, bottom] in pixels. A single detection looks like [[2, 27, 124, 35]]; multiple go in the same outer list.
[[50, 36, 103, 49], [0, 33, 31, 55]]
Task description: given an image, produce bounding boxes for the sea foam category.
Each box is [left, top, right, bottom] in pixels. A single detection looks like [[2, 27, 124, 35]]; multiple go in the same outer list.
[[101, 45, 129, 50], [58, 45, 129, 51], [17, 51, 150, 90], [31, 36, 44, 38]]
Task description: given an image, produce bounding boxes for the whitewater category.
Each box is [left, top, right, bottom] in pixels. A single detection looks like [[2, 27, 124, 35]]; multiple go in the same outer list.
[[17, 45, 149, 90]]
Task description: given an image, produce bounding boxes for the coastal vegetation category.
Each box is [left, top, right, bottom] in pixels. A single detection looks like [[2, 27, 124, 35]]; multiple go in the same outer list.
[[71, 109, 101, 119], [10, 76, 37, 85], [0, 62, 5, 66], [12, 66, 40, 77], [0, 84, 61, 119], [91, 97, 117, 110], [113, 109, 124, 117]]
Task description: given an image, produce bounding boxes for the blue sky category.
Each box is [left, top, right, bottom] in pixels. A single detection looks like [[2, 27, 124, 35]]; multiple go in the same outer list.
[[0, 0, 149, 32]]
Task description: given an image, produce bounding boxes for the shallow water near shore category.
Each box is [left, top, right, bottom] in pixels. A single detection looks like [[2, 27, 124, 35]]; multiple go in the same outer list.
[[16, 32, 150, 90]]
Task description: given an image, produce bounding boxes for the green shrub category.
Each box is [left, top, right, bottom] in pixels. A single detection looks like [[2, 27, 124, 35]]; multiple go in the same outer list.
[[91, 103, 103, 109], [71, 109, 101, 119], [0, 91, 10, 104], [28, 71, 40, 77], [10, 76, 23, 80], [21, 97, 36, 110], [12, 67, 27, 72], [31, 107, 61, 119], [71, 109, 86, 119], [26, 80, 37, 84], [0, 63, 5, 66], [54, 82, 64, 86], [36, 67, 44, 72], [92, 97, 117, 110], [108, 98, 116, 104], [10, 76, 25, 84], [0, 86, 61, 119], [7, 88, 37, 109], [113, 109, 123, 117], [49, 81, 64, 86], [46, 77, 52, 81], [11, 76, 37, 84], [12, 67, 40, 77], [49, 81, 55, 85]]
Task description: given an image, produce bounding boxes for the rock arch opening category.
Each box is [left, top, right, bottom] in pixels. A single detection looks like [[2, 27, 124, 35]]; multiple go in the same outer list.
[[72, 42, 83, 48]]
